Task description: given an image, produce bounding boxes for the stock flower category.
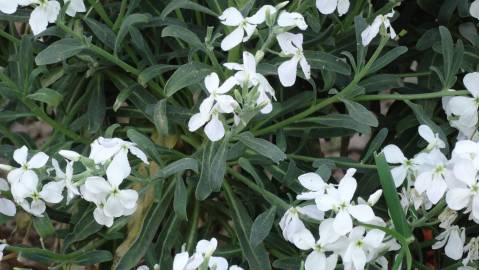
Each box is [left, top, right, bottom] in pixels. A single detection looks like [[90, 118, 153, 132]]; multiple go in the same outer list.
[[342, 227, 386, 270], [0, 178, 16, 216], [414, 150, 451, 204], [296, 172, 328, 200], [279, 206, 324, 244], [446, 159, 479, 220], [224, 51, 275, 114], [7, 146, 48, 185], [447, 73, 479, 133], [361, 11, 396, 46], [19, 0, 61, 35], [188, 72, 238, 141], [316, 0, 350, 16], [64, 0, 85, 17], [418, 125, 446, 151], [316, 169, 375, 235], [219, 6, 276, 51], [52, 159, 79, 203], [16, 180, 64, 217], [82, 173, 138, 220], [0, 0, 18, 14], [382, 144, 417, 187], [277, 11, 308, 30], [432, 226, 465, 260], [89, 137, 149, 181], [276, 32, 310, 87]]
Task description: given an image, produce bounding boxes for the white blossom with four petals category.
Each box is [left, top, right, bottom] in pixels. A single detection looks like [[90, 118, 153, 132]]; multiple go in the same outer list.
[[276, 32, 311, 87], [361, 11, 396, 46], [316, 0, 350, 16]]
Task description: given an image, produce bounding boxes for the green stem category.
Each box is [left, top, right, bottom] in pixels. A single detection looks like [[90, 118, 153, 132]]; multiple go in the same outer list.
[[354, 90, 468, 102], [411, 200, 446, 228], [112, 0, 128, 32], [186, 200, 200, 253], [227, 167, 290, 210], [288, 154, 377, 169]]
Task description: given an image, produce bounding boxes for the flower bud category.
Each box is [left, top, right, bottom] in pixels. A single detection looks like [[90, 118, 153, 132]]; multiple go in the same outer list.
[[59, 150, 81, 161], [368, 190, 382, 206], [275, 1, 289, 10]]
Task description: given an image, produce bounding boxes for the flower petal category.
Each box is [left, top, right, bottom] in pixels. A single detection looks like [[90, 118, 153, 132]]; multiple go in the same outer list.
[[278, 57, 299, 87], [446, 188, 472, 210], [205, 72, 220, 93], [204, 115, 225, 142], [305, 251, 326, 270], [221, 26, 244, 51], [316, 0, 337, 15], [219, 7, 243, 26], [333, 210, 352, 235], [93, 207, 114, 227], [348, 204, 375, 223], [0, 198, 16, 216], [463, 72, 479, 97], [382, 144, 406, 164], [13, 146, 28, 166], [28, 152, 49, 169]]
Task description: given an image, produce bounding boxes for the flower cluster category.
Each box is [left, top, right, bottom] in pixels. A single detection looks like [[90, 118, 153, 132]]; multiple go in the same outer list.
[[0, 137, 147, 227], [279, 169, 399, 270], [138, 238, 243, 270], [0, 0, 86, 35]]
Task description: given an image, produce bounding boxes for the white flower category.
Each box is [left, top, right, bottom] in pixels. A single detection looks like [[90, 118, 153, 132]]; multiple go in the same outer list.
[[361, 11, 396, 46], [137, 266, 149, 270], [316, 0, 350, 16], [188, 72, 239, 141], [219, 6, 276, 51], [64, 0, 85, 17], [382, 144, 418, 187], [0, 178, 16, 216], [52, 159, 79, 204], [81, 172, 138, 226], [316, 169, 376, 235], [0, 0, 18, 14], [342, 226, 386, 270], [16, 179, 64, 217], [296, 172, 328, 200], [229, 266, 243, 270], [367, 190, 382, 206], [276, 32, 311, 87], [89, 137, 149, 181], [7, 146, 48, 186], [58, 150, 81, 161], [432, 226, 465, 260], [471, 0, 479, 20], [279, 207, 322, 243], [20, 0, 61, 35], [438, 208, 458, 229], [447, 73, 479, 132], [452, 140, 479, 169], [277, 11, 308, 30], [173, 251, 203, 270], [414, 150, 452, 204], [418, 125, 445, 151], [446, 159, 479, 220], [399, 187, 432, 211], [224, 52, 275, 114], [463, 237, 479, 267]]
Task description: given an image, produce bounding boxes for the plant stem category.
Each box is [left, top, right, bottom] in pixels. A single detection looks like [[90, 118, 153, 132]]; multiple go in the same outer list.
[[186, 200, 200, 253], [288, 154, 377, 169], [354, 90, 468, 101], [227, 167, 290, 210]]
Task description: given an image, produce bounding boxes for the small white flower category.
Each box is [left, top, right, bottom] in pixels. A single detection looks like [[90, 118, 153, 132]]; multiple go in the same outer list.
[[438, 208, 458, 229], [432, 226, 465, 260], [224, 51, 275, 114], [415, 150, 452, 204], [16, 179, 64, 217], [447, 73, 479, 133], [316, 169, 376, 235], [277, 11, 308, 30], [296, 172, 328, 200], [173, 251, 203, 270], [64, 0, 85, 17], [52, 159, 79, 204], [316, 0, 350, 16], [279, 207, 313, 243], [342, 226, 386, 270], [463, 237, 479, 267], [382, 144, 418, 187], [446, 159, 479, 220], [188, 72, 239, 141], [418, 125, 445, 151], [0, 0, 18, 14], [219, 6, 276, 51], [0, 178, 16, 216], [7, 146, 48, 186], [20, 0, 61, 35], [361, 10, 396, 46], [276, 32, 310, 87]]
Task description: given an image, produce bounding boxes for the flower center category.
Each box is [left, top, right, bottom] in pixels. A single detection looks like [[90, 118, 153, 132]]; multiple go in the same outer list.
[[21, 164, 29, 171], [471, 184, 479, 194], [434, 164, 444, 174], [355, 240, 364, 248]]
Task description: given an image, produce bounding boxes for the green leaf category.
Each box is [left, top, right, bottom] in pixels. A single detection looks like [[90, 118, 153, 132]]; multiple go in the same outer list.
[[84, 17, 116, 49], [63, 207, 103, 251], [304, 50, 351, 75], [87, 75, 105, 134], [223, 182, 272, 270], [35, 38, 85, 65], [115, 13, 151, 54], [32, 215, 55, 238], [71, 250, 113, 266], [156, 158, 199, 178], [374, 153, 412, 239], [359, 74, 403, 93], [250, 206, 276, 247], [153, 99, 170, 135], [160, 0, 217, 19], [174, 175, 188, 220], [161, 25, 204, 49], [237, 132, 286, 164], [138, 65, 177, 87], [27, 88, 63, 107], [369, 46, 408, 74], [164, 62, 214, 97], [362, 128, 388, 162], [127, 128, 162, 164], [439, 26, 454, 83], [196, 140, 228, 200], [300, 114, 371, 134], [342, 99, 378, 127]]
